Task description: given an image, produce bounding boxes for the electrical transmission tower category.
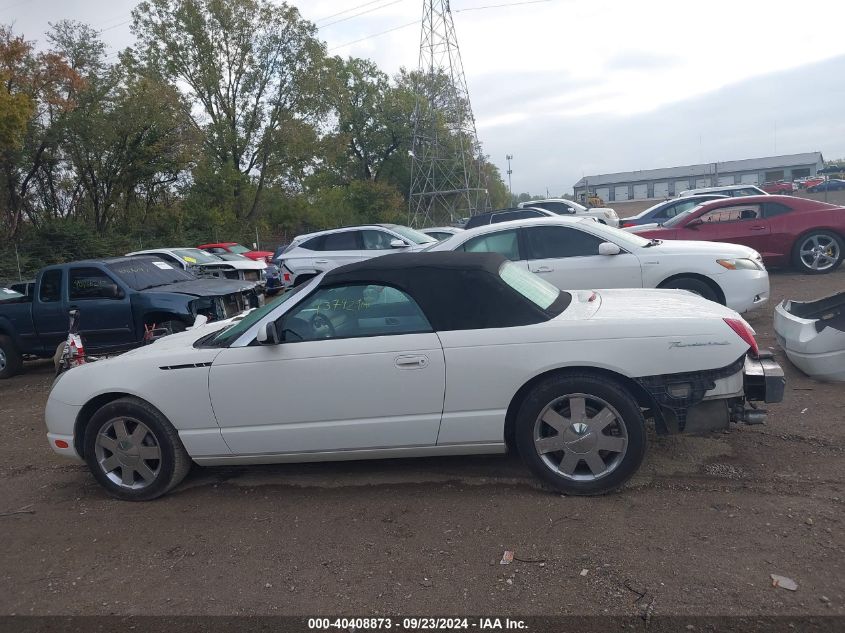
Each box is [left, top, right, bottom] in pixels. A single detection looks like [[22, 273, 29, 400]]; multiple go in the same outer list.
[[408, 0, 490, 227]]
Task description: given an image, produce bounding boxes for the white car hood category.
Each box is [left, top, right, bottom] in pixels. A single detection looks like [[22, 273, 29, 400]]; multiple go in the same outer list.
[[645, 239, 759, 259], [588, 288, 741, 321]]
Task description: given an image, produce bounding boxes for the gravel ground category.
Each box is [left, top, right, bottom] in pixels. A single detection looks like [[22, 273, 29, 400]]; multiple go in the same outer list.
[[1, 268, 843, 618]]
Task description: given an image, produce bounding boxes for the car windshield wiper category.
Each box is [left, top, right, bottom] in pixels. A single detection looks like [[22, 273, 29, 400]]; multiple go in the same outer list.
[[643, 239, 662, 248]]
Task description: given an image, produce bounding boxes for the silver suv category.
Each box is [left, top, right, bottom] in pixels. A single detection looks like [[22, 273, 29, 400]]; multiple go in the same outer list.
[[276, 224, 437, 287]]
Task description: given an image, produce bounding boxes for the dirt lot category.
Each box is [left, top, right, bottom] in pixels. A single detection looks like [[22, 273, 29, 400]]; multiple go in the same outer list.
[[1, 269, 843, 618]]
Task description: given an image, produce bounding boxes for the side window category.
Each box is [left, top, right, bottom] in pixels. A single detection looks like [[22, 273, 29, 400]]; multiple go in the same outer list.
[[763, 202, 792, 218], [155, 253, 184, 268], [490, 210, 536, 223], [299, 236, 324, 251], [524, 226, 604, 259], [735, 188, 758, 197], [699, 204, 761, 224], [538, 202, 573, 215], [68, 268, 121, 300], [460, 229, 521, 261], [361, 230, 396, 250], [667, 200, 698, 217], [278, 284, 432, 342], [322, 231, 360, 251], [39, 269, 62, 303]]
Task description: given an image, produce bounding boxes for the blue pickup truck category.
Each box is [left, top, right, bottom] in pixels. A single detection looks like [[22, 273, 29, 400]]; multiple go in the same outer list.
[[0, 256, 260, 378]]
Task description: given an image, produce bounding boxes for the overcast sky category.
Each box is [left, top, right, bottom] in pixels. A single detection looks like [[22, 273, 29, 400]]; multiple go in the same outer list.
[[4, 0, 845, 195]]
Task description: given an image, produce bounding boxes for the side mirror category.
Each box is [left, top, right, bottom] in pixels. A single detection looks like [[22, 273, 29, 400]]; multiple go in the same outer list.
[[687, 218, 703, 228], [598, 242, 621, 256], [390, 239, 409, 249], [256, 321, 281, 345]]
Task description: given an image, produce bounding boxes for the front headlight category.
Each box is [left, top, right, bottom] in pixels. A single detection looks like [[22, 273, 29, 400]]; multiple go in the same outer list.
[[717, 258, 762, 271]]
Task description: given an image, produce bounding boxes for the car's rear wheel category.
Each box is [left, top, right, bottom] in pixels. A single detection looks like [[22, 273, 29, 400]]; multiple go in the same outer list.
[[792, 231, 843, 274], [659, 277, 719, 303], [515, 373, 646, 495], [0, 334, 23, 379], [83, 397, 191, 501]]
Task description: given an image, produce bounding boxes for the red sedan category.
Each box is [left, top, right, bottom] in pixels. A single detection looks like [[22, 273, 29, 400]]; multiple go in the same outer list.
[[197, 242, 273, 263], [633, 195, 845, 274]]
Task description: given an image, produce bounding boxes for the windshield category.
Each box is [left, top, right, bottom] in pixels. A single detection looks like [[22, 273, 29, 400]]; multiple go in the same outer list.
[[215, 253, 252, 262], [385, 225, 437, 245], [1, 287, 24, 301], [580, 220, 652, 249], [662, 205, 707, 227], [499, 261, 559, 309], [172, 249, 223, 264], [208, 284, 309, 346], [227, 244, 251, 254], [108, 258, 196, 290], [629, 200, 669, 220]]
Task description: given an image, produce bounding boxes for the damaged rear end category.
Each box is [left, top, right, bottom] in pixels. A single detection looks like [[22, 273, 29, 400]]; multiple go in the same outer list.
[[634, 317, 785, 434]]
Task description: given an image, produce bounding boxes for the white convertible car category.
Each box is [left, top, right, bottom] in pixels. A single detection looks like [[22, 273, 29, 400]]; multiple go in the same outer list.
[[45, 253, 784, 501], [428, 217, 769, 314]]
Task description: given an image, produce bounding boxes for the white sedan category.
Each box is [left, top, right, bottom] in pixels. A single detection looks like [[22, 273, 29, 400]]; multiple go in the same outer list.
[[45, 252, 783, 501], [428, 217, 769, 314]]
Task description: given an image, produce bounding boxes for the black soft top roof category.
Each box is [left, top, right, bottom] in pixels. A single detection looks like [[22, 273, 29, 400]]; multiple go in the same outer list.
[[322, 252, 570, 331]]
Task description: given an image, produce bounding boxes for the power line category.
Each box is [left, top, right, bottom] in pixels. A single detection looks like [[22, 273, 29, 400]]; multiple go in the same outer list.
[[314, 0, 390, 24], [99, 20, 131, 34], [454, 0, 553, 12], [328, 19, 419, 52], [319, 0, 405, 30], [327, 0, 553, 51]]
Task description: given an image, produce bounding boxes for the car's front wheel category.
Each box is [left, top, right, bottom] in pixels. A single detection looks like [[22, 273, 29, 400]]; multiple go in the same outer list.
[[659, 277, 719, 303], [515, 373, 647, 495], [792, 231, 843, 274], [0, 335, 23, 379], [83, 397, 191, 501]]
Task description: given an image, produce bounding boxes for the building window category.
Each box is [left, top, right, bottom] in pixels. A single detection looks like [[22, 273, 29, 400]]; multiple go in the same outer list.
[[764, 170, 785, 181]]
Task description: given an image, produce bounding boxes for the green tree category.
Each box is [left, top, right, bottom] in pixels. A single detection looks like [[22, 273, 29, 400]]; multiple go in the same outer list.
[[0, 24, 82, 238], [131, 0, 330, 220]]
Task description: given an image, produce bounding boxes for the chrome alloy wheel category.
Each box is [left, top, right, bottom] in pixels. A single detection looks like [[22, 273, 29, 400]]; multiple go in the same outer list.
[[94, 418, 161, 489], [799, 235, 840, 272], [532, 393, 628, 481]]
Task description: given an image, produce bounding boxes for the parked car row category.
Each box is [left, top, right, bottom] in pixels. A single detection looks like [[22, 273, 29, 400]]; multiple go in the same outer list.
[[44, 250, 784, 501], [628, 195, 845, 274], [0, 257, 262, 379], [25, 189, 845, 501]]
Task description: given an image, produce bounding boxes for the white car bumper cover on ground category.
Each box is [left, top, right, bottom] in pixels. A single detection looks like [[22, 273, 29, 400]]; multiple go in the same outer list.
[[774, 292, 845, 382]]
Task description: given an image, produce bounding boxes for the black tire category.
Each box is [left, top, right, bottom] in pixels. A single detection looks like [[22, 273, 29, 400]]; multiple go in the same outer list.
[[0, 334, 23, 379], [515, 373, 647, 495], [659, 277, 719, 303], [83, 397, 192, 501], [791, 230, 843, 275]]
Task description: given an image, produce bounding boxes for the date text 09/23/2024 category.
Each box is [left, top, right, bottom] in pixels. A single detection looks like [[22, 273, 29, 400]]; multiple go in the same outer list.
[[307, 618, 527, 630]]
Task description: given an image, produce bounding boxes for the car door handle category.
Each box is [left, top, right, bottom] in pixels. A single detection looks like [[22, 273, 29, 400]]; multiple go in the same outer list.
[[532, 266, 554, 273], [395, 354, 429, 369], [749, 226, 766, 231], [314, 259, 329, 265]]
